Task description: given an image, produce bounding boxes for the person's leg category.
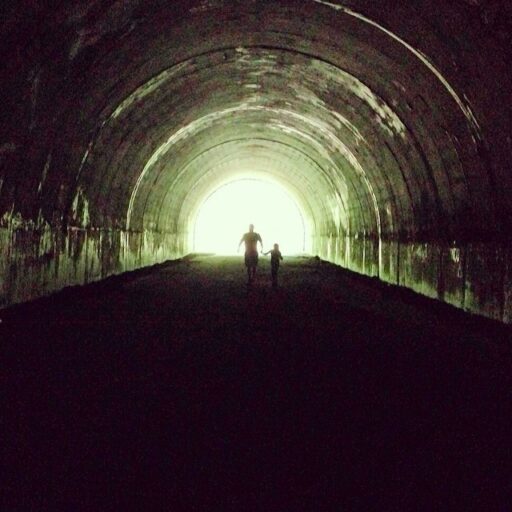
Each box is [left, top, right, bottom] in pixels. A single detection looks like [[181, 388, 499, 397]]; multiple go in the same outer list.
[[250, 251, 258, 281], [245, 252, 252, 284]]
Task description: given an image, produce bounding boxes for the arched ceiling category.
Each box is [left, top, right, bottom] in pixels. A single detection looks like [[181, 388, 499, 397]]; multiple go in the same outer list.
[[1, 0, 511, 316], [2, 0, 510, 239]]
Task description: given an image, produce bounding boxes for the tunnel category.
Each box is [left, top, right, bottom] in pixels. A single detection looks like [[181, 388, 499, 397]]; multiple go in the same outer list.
[[3, 2, 512, 509], [1, 0, 512, 321]]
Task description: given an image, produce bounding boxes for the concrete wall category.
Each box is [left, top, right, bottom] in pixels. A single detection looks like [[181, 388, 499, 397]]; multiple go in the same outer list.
[[317, 235, 511, 322], [0, 220, 184, 307]]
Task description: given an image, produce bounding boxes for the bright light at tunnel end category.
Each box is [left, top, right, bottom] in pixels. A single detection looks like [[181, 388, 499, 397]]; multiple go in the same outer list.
[[192, 179, 310, 255]]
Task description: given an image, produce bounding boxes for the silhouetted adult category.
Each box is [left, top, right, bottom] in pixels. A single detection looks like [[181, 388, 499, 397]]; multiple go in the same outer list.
[[238, 224, 263, 284]]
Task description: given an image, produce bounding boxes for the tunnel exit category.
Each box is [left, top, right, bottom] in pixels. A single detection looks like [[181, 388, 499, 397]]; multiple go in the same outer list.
[[193, 179, 309, 255]]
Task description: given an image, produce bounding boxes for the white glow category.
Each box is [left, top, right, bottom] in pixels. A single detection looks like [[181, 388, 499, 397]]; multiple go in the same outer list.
[[193, 179, 307, 255]]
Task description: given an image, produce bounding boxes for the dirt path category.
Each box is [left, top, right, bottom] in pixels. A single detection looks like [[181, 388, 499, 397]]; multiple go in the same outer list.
[[2, 255, 511, 510]]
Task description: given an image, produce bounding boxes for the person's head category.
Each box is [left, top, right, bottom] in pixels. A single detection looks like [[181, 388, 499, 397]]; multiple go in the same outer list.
[[274, 243, 279, 250], [249, 224, 254, 232]]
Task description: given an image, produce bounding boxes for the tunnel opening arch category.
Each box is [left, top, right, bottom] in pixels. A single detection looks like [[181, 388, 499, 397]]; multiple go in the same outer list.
[[188, 175, 312, 256], [130, 130, 358, 265]]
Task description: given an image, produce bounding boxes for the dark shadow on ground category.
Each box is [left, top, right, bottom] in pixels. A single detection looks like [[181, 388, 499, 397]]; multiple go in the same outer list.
[[2, 255, 511, 510]]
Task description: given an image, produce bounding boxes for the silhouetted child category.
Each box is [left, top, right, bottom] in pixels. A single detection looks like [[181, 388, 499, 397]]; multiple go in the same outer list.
[[264, 243, 283, 288]]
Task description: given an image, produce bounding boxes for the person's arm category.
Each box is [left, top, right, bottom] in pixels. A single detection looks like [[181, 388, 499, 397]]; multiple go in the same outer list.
[[238, 234, 244, 252], [258, 234, 263, 253]]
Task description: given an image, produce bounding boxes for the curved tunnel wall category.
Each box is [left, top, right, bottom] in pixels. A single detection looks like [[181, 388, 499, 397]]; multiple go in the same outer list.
[[0, 0, 511, 321]]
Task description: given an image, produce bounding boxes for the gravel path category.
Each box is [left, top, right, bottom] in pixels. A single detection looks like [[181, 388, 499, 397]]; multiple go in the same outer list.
[[2, 255, 511, 510]]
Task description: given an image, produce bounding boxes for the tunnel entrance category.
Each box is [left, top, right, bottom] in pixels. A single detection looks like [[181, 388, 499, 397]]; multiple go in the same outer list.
[[1, 1, 511, 322], [192, 179, 308, 255]]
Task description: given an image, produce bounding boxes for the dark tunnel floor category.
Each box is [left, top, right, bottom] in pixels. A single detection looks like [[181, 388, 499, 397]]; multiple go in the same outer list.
[[2, 255, 512, 510]]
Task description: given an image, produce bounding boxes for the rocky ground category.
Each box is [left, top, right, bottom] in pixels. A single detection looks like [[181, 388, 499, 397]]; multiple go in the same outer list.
[[2, 255, 511, 510]]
